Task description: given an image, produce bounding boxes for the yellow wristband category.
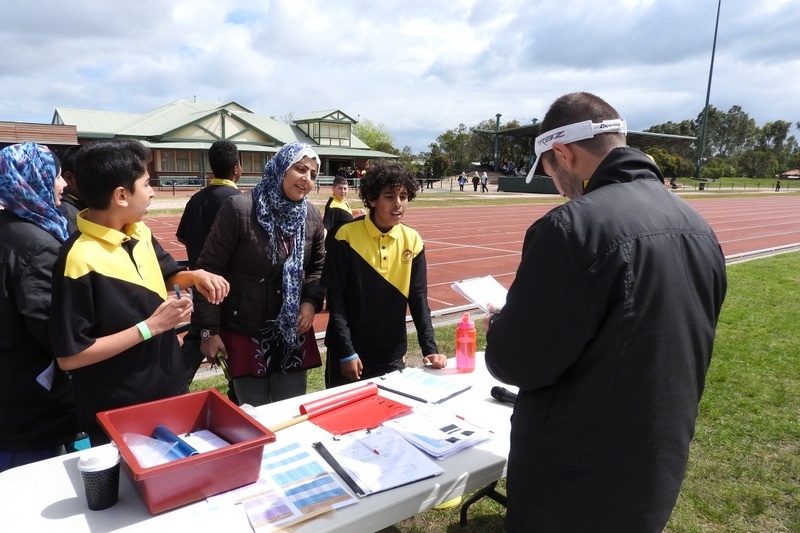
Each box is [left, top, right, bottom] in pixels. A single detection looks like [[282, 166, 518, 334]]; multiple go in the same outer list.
[[136, 321, 152, 341]]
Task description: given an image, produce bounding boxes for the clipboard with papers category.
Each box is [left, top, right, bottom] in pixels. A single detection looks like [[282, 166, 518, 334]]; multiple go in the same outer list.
[[313, 427, 444, 497], [375, 367, 471, 404], [450, 275, 508, 313]]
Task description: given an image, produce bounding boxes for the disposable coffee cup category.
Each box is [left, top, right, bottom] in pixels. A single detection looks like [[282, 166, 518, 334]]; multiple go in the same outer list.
[[77, 446, 121, 511]]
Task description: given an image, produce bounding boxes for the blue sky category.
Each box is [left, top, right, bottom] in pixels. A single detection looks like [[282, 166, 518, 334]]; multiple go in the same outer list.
[[0, 0, 797, 153]]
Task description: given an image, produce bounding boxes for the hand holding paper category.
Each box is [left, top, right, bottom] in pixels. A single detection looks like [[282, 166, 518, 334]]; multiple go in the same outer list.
[[451, 275, 508, 313]]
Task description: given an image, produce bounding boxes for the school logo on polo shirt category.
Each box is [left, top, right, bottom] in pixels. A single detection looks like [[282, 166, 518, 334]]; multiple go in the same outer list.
[[402, 249, 413, 264]]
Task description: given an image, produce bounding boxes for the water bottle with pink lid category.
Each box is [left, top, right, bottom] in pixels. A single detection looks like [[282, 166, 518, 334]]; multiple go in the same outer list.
[[456, 312, 476, 373]]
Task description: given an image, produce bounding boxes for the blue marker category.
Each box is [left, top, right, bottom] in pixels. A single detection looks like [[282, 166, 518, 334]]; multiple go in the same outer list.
[[174, 284, 182, 299]]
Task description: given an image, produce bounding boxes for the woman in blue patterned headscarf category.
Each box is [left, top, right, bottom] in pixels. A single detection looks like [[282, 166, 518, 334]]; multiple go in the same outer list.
[[0, 142, 68, 241], [0, 142, 78, 472], [194, 141, 326, 407], [252, 142, 321, 353]]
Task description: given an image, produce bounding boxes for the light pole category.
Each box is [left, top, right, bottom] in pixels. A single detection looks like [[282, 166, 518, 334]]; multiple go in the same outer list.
[[696, 0, 722, 181], [493, 114, 501, 172], [530, 118, 539, 174]]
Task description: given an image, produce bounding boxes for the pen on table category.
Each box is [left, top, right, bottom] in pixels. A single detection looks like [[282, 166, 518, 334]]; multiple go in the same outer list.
[[364, 442, 380, 455], [174, 284, 182, 299], [355, 438, 381, 456]]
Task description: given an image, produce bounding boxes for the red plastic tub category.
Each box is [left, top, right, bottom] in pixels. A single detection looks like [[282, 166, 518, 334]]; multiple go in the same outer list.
[[96, 389, 275, 514]]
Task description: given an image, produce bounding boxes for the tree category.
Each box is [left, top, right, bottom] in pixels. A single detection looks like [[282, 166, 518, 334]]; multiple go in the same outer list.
[[426, 103, 799, 179], [645, 120, 697, 162], [646, 147, 693, 179], [758, 120, 792, 151], [469, 118, 498, 165], [692, 104, 757, 172], [499, 119, 531, 170], [353, 118, 397, 154], [646, 120, 696, 137], [278, 111, 296, 124], [397, 146, 416, 170], [715, 105, 756, 158], [755, 120, 797, 166], [737, 150, 779, 179], [470, 117, 536, 170], [435, 124, 471, 173], [700, 157, 736, 180], [425, 143, 450, 178]]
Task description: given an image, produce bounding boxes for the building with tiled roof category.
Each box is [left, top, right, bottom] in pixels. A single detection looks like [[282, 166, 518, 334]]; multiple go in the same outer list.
[[51, 100, 396, 185]]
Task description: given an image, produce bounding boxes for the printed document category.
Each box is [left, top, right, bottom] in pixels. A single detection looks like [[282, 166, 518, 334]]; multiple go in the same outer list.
[[383, 408, 492, 459], [313, 426, 443, 496], [451, 275, 508, 313]]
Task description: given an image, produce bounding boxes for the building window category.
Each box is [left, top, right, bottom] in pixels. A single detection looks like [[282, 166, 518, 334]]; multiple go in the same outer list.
[[240, 152, 268, 173], [159, 151, 176, 172], [316, 122, 350, 147], [157, 150, 202, 173], [176, 151, 191, 171]]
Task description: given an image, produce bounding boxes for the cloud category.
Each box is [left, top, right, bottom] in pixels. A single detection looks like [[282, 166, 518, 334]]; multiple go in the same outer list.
[[0, 0, 797, 153]]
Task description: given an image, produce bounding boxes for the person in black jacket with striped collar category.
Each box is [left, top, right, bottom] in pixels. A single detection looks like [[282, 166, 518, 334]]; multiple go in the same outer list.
[[486, 92, 727, 533]]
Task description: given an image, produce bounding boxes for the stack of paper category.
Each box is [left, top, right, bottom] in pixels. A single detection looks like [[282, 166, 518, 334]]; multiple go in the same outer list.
[[451, 275, 508, 313], [383, 409, 492, 460]]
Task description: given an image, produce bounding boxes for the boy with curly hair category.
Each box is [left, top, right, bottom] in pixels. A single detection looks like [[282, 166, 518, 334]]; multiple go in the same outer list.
[[322, 160, 447, 388]]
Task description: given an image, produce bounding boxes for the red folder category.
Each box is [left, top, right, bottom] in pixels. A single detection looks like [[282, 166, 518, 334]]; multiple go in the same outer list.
[[268, 383, 413, 435], [301, 383, 412, 435]]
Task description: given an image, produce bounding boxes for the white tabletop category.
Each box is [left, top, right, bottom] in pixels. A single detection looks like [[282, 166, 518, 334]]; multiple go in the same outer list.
[[0, 353, 515, 532]]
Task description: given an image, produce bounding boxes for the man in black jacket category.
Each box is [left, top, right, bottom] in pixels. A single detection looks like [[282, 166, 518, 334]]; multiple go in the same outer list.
[[485, 92, 727, 532], [176, 140, 242, 387]]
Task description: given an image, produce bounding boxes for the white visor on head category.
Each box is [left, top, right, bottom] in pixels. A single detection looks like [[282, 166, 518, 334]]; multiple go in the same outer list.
[[525, 118, 627, 183]]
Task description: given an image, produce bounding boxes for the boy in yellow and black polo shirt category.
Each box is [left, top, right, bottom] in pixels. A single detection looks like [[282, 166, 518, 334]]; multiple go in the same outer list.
[[323, 176, 353, 230], [322, 175, 366, 250], [322, 161, 447, 388], [51, 140, 229, 446]]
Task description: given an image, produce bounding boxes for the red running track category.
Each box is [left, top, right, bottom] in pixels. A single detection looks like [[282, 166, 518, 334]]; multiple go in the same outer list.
[[146, 194, 800, 331]]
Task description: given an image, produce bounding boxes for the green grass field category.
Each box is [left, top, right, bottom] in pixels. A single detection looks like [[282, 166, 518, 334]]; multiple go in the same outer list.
[[191, 252, 800, 532]]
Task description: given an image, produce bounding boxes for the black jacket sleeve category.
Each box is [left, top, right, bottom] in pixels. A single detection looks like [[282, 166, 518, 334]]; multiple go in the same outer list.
[[485, 215, 598, 390], [322, 236, 356, 359], [408, 247, 438, 355], [193, 198, 240, 329], [302, 207, 326, 313], [17, 236, 60, 354]]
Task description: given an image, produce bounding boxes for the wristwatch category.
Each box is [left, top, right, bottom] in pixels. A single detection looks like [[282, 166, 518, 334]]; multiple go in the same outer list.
[[200, 328, 219, 340]]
